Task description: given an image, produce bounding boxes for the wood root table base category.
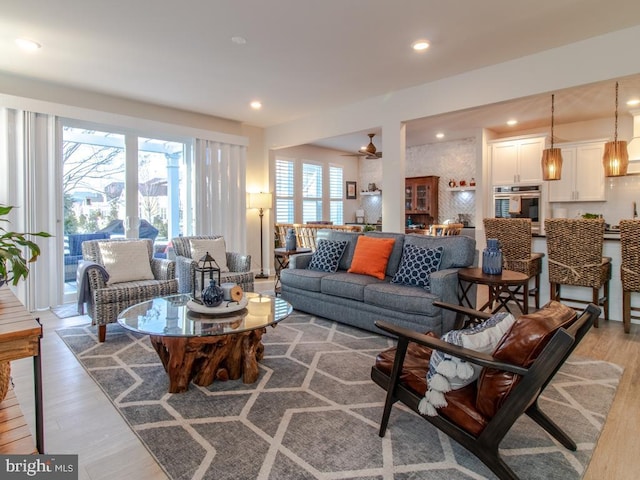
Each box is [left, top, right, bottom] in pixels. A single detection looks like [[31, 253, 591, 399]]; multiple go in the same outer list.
[[150, 328, 266, 393]]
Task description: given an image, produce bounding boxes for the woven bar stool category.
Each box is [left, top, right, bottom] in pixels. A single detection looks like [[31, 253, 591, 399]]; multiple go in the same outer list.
[[620, 219, 640, 333], [483, 218, 545, 309], [544, 218, 611, 327]]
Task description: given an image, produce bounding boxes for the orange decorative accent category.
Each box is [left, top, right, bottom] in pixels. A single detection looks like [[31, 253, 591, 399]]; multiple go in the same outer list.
[[348, 236, 396, 279]]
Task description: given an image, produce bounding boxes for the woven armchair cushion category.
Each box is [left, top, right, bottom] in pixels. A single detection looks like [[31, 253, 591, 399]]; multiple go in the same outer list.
[[476, 301, 576, 418], [190, 237, 230, 273], [98, 240, 154, 284]]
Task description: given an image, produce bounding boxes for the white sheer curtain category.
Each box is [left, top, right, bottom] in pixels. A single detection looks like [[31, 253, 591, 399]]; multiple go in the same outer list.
[[194, 139, 247, 251], [0, 108, 59, 310]]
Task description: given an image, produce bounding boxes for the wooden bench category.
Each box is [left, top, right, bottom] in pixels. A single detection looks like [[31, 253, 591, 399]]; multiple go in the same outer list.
[[0, 388, 37, 454], [0, 287, 44, 453]]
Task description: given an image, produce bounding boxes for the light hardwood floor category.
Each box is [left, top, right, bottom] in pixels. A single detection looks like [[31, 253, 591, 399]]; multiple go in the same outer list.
[[8, 284, 640, 480]]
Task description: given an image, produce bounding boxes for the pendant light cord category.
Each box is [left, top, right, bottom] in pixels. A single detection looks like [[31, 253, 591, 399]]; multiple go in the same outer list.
[[614, 81, 619, 143], [551, 94, 555, 149]]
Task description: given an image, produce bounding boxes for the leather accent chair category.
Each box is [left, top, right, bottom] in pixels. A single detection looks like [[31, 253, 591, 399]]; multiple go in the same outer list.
[[371, 300, 599, 480]]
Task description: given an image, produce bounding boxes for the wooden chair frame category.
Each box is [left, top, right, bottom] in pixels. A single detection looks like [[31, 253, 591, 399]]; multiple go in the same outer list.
[[371, 301, 599, 480]]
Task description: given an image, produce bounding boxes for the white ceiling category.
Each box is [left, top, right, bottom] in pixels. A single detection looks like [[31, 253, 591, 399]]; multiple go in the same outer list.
[[3, 0, 640, 150]]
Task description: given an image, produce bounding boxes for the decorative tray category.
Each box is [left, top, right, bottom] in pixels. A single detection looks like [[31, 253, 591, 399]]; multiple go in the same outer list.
[[186, 297, 248, 315]]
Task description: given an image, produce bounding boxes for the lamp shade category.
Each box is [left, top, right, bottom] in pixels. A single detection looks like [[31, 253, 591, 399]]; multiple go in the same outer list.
[[248, 192, 273, 210], [541, 148, 563, 181], [602, 140, 629, 177]]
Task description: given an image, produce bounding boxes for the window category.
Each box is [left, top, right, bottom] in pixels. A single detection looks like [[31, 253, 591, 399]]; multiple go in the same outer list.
[[274, 157, 345, 224], [329, 165, 344, 224], [275, 158, 294, 223], [302, 163, 322, 223]]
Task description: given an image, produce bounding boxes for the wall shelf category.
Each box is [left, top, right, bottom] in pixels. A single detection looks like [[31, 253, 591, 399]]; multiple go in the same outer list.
[[360, 190, 381, 196], [446, 186, 476, 192]]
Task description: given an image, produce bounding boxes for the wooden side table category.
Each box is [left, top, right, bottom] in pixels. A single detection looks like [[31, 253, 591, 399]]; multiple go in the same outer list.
[[458, 267, 530, 316], [274, 247, 312, 294], [0, 287, 44, 453]]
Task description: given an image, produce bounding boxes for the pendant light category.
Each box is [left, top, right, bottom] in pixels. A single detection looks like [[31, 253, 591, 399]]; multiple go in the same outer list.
[[541, 94, 563, 180], [603, 81, 629, 177]]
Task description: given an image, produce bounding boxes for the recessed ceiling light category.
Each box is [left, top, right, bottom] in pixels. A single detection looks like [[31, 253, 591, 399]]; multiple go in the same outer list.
[[436, 132, 445, 139], [15, 38, 41, 52], [412, 40, 430, 52], [507, 119, 518, 126], [250, 101, 262, 110], [231, 36, 247, 45], [627, 98, 640, 107]]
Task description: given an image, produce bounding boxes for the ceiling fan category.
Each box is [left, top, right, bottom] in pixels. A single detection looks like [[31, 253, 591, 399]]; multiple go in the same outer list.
[[342, 133, 383, 159]]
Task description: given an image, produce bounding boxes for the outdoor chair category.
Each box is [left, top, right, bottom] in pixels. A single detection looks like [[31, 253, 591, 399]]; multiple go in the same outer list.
[[80, 238, 178, 342], [483, 217, 544, 309], [64, 232, 110, 282], [371, 300, 599, 480]]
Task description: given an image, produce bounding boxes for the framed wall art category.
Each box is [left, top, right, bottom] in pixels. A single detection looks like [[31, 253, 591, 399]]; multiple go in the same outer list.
[[346, 181, 357, 199]]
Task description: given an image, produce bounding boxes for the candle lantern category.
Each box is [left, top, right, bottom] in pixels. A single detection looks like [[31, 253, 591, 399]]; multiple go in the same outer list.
[[192, 251, 221, 304]]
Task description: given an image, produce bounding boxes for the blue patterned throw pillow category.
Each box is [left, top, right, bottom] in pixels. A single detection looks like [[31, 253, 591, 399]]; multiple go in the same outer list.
[[391, 244, 444, 289], [307, 239, 348, 273]]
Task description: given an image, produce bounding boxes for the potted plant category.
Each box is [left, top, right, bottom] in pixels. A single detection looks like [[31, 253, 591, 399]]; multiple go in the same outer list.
[[0, 204, 51, 287], [0, 204, 51, 400]]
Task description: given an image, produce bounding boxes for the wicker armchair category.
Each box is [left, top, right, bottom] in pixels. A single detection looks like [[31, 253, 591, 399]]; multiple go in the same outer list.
[[483, 218, 545, 309], [620, 219, 640, 333], [81, 238, 178, 342], [171, 235, 254, 294], [544, 218, 611, 326]]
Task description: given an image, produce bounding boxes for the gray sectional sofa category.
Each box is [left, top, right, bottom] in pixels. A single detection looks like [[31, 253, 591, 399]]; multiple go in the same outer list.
[[280, 230, 476, 336]]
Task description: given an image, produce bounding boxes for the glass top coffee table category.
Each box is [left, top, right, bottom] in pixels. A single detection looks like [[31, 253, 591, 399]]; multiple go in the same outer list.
[[118, 292, 292, 393]]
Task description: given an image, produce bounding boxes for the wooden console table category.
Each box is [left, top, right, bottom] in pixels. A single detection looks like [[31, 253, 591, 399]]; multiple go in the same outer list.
[[0, 286, 44, 453]]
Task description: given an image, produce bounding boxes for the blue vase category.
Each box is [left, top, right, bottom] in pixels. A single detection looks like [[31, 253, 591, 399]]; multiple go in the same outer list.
[[201, 279, 224, 307], [482, 238, 503, 275], [285, 228, 297, 251]]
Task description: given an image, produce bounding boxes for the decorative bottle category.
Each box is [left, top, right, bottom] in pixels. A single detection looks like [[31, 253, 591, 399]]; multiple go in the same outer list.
[[285, 228, 297, 251], [201, 279, 224, 307], [482, 238, 503, 275]]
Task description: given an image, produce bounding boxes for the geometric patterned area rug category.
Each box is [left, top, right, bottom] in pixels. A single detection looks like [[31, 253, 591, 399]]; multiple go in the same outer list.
[[57, 312, 622, 480]]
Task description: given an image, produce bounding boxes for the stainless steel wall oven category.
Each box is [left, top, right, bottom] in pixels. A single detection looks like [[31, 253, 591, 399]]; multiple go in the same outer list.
[[492, 185, 542, 233]]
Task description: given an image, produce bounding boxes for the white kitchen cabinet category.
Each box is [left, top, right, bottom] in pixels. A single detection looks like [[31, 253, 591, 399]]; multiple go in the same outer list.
[[548, 140, 605, 202], [490, 136, 546, 185]]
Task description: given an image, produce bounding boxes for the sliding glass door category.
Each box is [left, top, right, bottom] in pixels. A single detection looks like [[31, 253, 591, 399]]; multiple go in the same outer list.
[[61, 122, 192, 302]]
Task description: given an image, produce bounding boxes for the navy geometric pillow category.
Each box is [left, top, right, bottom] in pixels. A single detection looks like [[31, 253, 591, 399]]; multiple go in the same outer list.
[[391, 244, 444, 290], [307, 239, 348, 273]]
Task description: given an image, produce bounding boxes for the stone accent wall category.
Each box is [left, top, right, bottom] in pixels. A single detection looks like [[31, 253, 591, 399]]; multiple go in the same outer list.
[[406, 137, 477, 225]]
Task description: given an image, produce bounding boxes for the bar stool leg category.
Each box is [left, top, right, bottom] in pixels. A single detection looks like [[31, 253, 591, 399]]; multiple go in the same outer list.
[[623, 290, 631, 334], [592, 288, 600, 328], [603, 279, 610, 322], [534, 274, 541, 309]]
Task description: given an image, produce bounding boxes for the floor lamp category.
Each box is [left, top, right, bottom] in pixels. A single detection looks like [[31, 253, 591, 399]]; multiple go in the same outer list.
[[248, 192, 272, 279]]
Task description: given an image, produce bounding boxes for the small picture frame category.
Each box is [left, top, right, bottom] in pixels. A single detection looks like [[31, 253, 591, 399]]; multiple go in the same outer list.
[[346, 181, 357, 199]]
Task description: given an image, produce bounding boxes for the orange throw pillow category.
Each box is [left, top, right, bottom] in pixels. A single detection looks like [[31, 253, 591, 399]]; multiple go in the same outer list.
[[348, 236, 396, 279]]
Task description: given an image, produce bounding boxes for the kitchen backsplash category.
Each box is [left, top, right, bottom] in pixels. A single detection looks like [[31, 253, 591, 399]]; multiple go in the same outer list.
[[548, 173, 640, 226], [406, 137, 477, 225]]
